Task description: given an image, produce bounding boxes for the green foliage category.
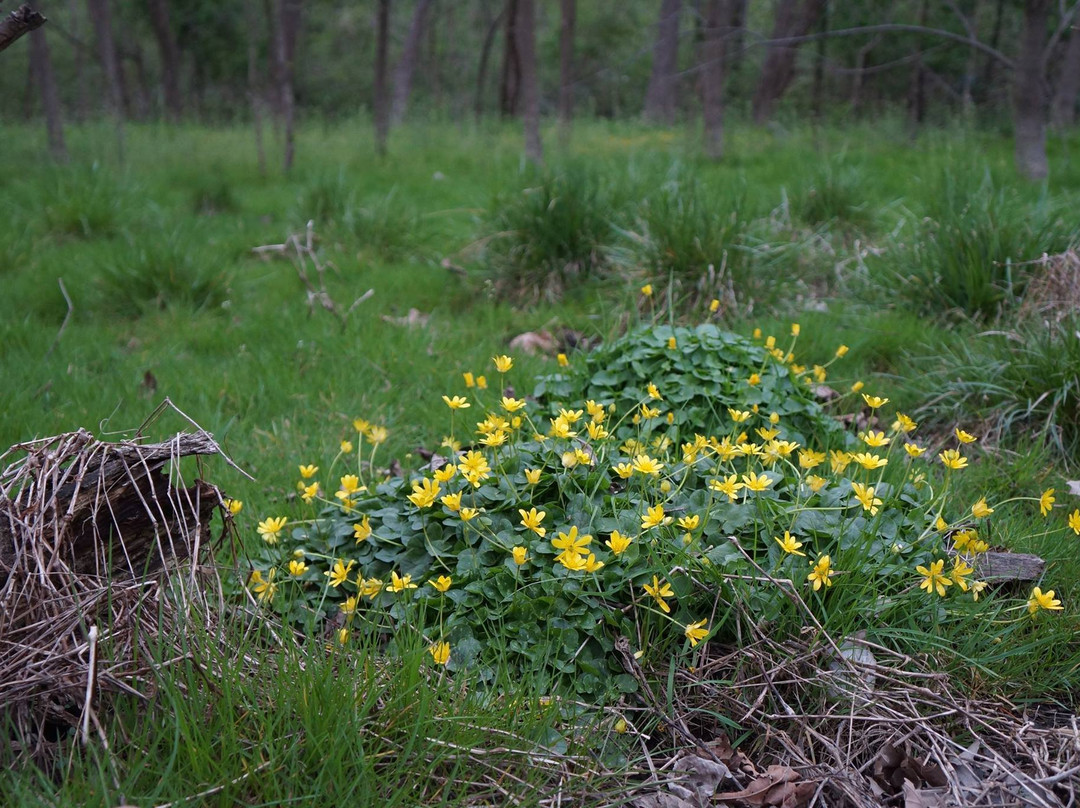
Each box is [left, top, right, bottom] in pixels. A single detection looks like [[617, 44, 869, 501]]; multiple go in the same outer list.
[[39, 166, 131, 241], [481, 167, 617, 301], [536, 324, 849, 448], [894, 172, 1076, 319], [794, 163, 873, 232], [343, 191, 429, 262], [911, 317, 1080, 461], [622, 176, 751, 308], [189, 175, 238, 215], [93, 228, 232, 315]]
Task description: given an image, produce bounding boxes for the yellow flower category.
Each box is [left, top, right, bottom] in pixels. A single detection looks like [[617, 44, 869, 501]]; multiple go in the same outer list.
[[519, 507, 547, 537], [676, 514, 700, 531], [741, 472, 772, 492], [917, 559, 952, 597], [950, 557, 974, 592], [408, 477, 441, 509], [340, 595, 359, 617], [288, 559, 307, 577], [643, 575, 674, 613], [429, 575, 452, 592], [954, 428, 977, 444], [775, 531, 805, 556], [557, 353, 569, 367], [1039, 488, 1055, 517], [583, 553, 605, 573], [518, 468, 540, 487], [385, 571, 419, 593], [1069, 509, 1080, 535], [301, 482, 319, 503], [434, 464, 457, 483], [850, 481, 882, 515], [353, 515, 372, 542], [641, 504, 670, 530], [360, 577, 384, 599], [939, 449, 968, 470], [684, 619, 709, 647], [753, 328, 762, 339], [808, 555, 833, 591], [830, 450, 852, 473], [257, 516, 288, 545], [250, 568, 277, 604], [971, 498, 994, 519], [463, 371, 475, 388], [340, 440, 354, 454], [441, 436, 462, 452], [639, 403, 661, 419], [458, 450, 492, 484], [353, 418, 371, 434], [612, 462, 634, 479], [476, 375, 488, 389], [640, 283, 653, 297], [549, 417, 576, 439], [605, 531, 632, 554], [971, 580, 988, 601], [728, 408, 751, 423], [812, 364, 827, 382], [337, 628, 350, 645], [225, 498, 243, 516], [646, 383, 662, 400], [894, 413, 917, 433], [492, 355, 513, 373], [862, 393, 888, 409], [339, 474, 361, 495], [709, 298, 720, 312], [791, 323, 801, 337], [430, 641, 451, 666], [586, 421, 608, 440], [559, 552, 587, 572], [443, 395, 470, 410], [480, 431, 507, 447], [299, 464, 319, 479], [850, 381, 864, 393], [325, 559, 355, 588], [1027, 586, 1063, 615], [368, 425, 388, 445], [501, 396, 527, 412], [836, 344, 849, 358], [632, 454, 664, 476], [552, 525, 592, 558], [798, 449, 825, 469], [459, 507, 479, 521], [747, 373, 761, 386], [904, 443, 926, 458], [806, 474, 828, 493], [860, 430, 890, 448], [756, 426, 780, 441]]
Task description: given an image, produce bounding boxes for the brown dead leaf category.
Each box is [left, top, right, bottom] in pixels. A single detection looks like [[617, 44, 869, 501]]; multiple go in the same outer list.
[[902, 780, 948, 808], [715, 765, 811, 807]]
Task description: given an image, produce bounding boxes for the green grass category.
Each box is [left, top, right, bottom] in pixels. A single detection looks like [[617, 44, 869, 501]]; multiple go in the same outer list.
[[3, 118, 1080, 803]]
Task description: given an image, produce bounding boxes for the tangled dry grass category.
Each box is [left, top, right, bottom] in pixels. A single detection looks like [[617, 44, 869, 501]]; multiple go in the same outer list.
[[0, 413, 233, 767], [1019, 249, 1080, 323]]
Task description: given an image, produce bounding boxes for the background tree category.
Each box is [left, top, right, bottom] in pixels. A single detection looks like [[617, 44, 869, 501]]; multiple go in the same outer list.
[[517, 0, 542, 162], [146, 0, 182, 121], [643, 0, 681, 122], [752, 0, 826, 125], [390, 0, 433, 125]]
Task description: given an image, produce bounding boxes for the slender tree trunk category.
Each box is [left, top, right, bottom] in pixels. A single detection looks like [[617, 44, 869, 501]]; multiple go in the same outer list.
[[125, 44, 152, 120], [243, 0, 267, 175], [701, 0, 728, 160], [500, 0, 521, 116], [643, 0, 681, 123], [146, 0, 182, 120], [271, 0, 299, 170], [85, 0, 125, 159], [558, 0, 575, 142], [475, 3, 503, 121], [751, 0, 826, 125], [67, 0, 88, 120], [391, 0, 433, 125], [811, 0, 827, 118], [28, 16, 66, 161], [1051, 26, 1080, 128], [981, 0, 1005, 92], [517, 0, 542, 163], [374, 0, 391, 156], [1014, 0, 1052, 180], [907, 0, 928, 132]]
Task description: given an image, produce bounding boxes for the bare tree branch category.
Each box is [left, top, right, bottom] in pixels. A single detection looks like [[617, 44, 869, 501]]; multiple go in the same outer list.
[[0, 3, 45, 53]]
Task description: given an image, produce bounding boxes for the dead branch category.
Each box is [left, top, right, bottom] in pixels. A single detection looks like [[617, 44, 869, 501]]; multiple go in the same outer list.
[[0, 3, 45, 54]]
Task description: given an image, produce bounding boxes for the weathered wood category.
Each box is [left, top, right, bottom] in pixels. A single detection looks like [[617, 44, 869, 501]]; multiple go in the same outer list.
[[0, 3, 45, 53], [975, 551, 1046, 582]]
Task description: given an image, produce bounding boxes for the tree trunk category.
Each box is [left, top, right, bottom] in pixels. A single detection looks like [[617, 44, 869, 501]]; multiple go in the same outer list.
[[906, 0, 928, 130], [146, 0, 182, 121], [85, 0, 125, 159], [243, 0, 267, 175], [475, 3, 503, 121], [273, 0, 300, 170], [558, 0, 575, 142], [727, 0, 746, 76], [701, 0, 728, 160], [643, 0, 681, 123], [28, 18, 66, 161], [1014, 0, 1051, 180], [374, 0, 391, 156], [751, 0, 826, 125], [1051, 25, 1080, 128], [66, 0, 88, 120], [499, 0, 521, 116], [810, 0, 827, 118], [517, 0, 542, 163], [391, 0, 433, 125]]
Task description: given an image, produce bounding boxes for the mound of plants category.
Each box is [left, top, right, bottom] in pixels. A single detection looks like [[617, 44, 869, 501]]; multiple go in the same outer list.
[[243, 326, 1076, 701]]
